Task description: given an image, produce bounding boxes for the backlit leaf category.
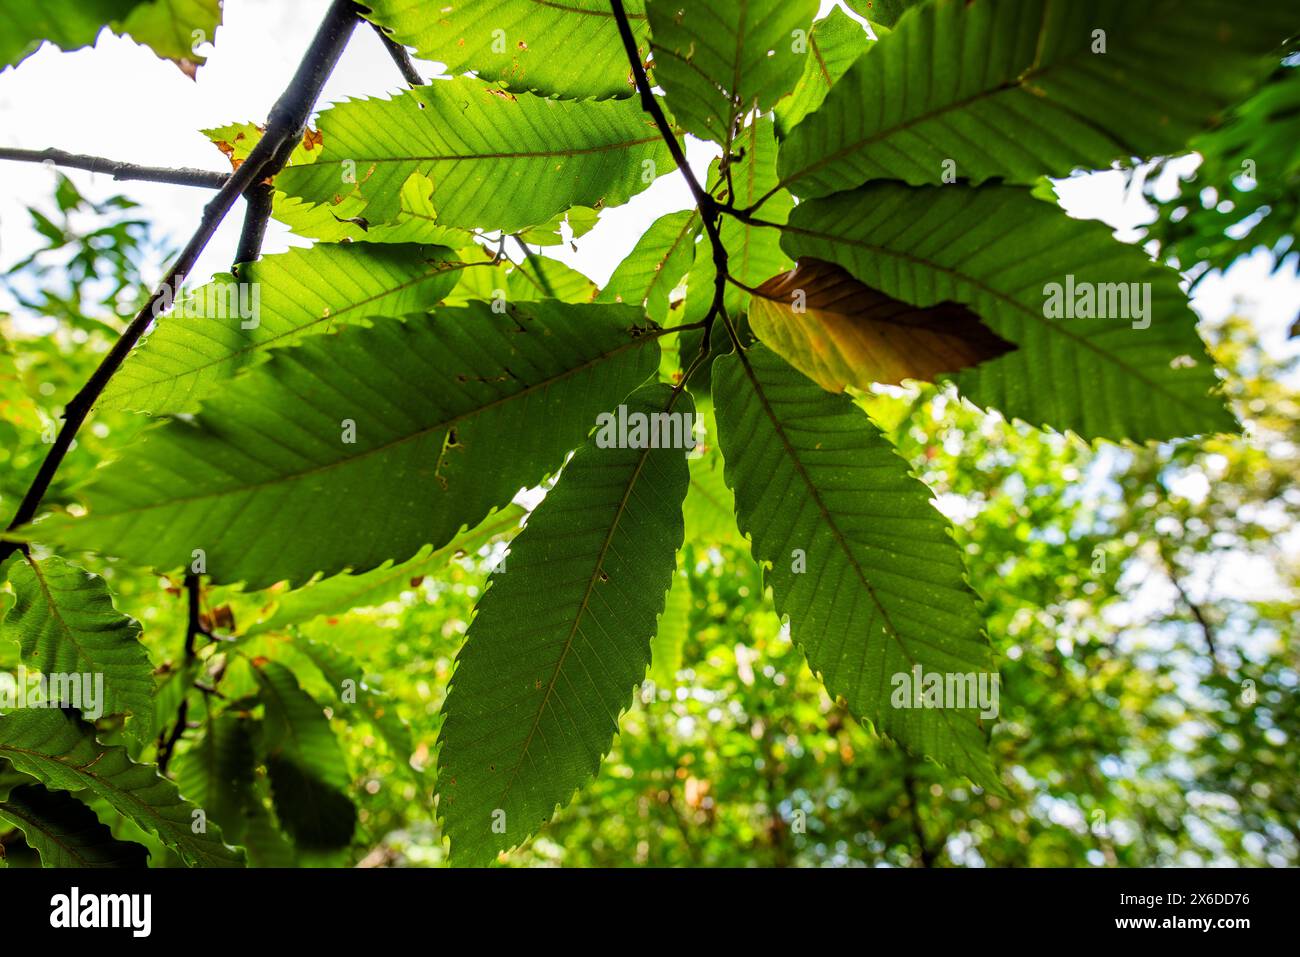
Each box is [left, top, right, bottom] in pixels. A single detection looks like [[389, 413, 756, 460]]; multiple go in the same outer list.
[[438, 383, 692, 864], [645, 0, 817, 145], [31, 303, 660, 589], [777, 0, 1294, 198], [276, 77, 674, 232], [712, 344, 1000, 789], [778, 182, 1236, 441], [363, 0, 650, 100], [748, 257, 1014, 391], [1, 552, 154, 745]]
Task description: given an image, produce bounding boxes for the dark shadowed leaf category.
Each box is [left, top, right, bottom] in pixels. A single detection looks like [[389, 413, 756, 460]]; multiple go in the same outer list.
[[0, 782, 149, 867]]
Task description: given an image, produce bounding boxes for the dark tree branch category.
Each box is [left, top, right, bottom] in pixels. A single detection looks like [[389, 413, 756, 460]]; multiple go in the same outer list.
[[155, 695, 188, 774], [156, 572, 211, 773], [1157, 542, 1221, 668], [1152, 479, 1223, 671], [0, 147, 229, 189], [254, 1, 362, 177], [370, 21, 424, 86], [0, 0, 362, 566], [610, 0, 730, 361], [233, 182, 275, 267], [610, 1, 707, 209], [183, 572, 211, 657]]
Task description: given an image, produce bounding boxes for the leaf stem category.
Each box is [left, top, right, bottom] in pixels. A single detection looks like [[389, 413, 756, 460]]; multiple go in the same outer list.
[[724, 273, 764, 296], [183, 573, 211, 658], [370, 22, 424, 86], [610, 0, 729, 365], [712, 201, 784, 231]]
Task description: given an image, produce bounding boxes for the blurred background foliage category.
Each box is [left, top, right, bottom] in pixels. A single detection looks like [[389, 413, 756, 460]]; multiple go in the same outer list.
[[1144, 46, 1300, 289], [0, 172, 1296, 868]]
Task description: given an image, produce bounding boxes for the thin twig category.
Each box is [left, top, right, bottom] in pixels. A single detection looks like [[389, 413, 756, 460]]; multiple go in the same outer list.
[[157, 572, 211, 773], [168, 38, 297, 767], [724, 273, 764, 296], [0, 147, 228, 189], [713, 202, 783, 231], [1157, 542, 1221, 668], [370, 21, 424, 86], [183, 572, 211, 656], [1153, 480, 1223, 671], [155, 696, 188, 774], [0, 0, 362, 566], [509, 233, 560, 299]]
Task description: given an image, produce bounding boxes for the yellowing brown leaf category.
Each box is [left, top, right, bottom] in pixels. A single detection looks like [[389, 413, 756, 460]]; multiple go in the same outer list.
[[748, 258, 1014, 391]]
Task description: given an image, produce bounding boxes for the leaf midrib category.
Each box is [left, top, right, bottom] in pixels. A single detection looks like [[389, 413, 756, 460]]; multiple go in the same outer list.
[[494, 387, 688, 812], [638, 211, 699, 307], [731, 348, 990, 775], [775, 0, 1133, 197], [316, 135, 664, 167], [76, 334, 656, 519], [775, 220, 1212, 417], [110, 262, 467, 407]]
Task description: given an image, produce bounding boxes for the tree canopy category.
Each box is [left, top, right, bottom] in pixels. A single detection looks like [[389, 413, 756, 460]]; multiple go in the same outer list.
[[0, 0, 1296, 869]]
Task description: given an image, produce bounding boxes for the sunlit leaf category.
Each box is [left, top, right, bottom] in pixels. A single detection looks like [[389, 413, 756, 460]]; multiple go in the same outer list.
[[748, 257, 1014, 391]]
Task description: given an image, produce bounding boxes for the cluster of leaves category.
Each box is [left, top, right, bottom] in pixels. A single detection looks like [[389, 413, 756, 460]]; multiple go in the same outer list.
[[543, 317, 1297, 868], [0, 0, 223, 74], [0, 0, 1297, 867], [1144, 48, 1300, 284]]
